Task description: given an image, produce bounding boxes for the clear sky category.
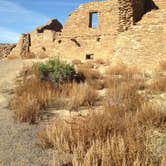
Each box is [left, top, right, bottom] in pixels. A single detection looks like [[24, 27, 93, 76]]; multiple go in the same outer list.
[[0, 0, 93, 43]]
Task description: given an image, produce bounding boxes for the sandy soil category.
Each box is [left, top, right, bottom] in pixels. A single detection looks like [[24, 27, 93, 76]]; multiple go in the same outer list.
[[0, 60, 56, 166]]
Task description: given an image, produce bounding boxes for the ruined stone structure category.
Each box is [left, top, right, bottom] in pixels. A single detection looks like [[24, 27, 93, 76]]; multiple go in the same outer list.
[[9, 0, 160, 60], [0, 44, 16, 59]]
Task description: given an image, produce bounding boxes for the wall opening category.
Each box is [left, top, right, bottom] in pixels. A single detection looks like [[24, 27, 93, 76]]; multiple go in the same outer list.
[[86, 53, 94, 60], [89, 12, 98, 28]]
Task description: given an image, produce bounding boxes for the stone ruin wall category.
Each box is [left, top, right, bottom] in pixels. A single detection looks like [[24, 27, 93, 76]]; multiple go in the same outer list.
[[9, 0, 159, 60], [52, 0, 147, 60], [0, 44, 16, 59]]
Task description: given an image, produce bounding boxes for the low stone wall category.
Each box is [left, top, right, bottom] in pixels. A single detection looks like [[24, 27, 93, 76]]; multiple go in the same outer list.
[[0, 44, 16, 59]]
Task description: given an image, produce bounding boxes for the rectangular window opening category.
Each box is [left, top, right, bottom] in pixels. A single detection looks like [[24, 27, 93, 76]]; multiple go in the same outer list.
[[89, 12, 98, 28]]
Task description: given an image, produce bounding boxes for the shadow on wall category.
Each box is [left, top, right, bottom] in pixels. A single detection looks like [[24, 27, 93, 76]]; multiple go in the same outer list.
[[133, 0, 159, 23], [144, 0, 159, 13]]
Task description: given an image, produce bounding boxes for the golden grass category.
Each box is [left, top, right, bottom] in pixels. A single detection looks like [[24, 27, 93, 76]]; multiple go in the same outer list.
[[77, 68, 101, 80], [103, 64, 145, 90], [78, 61, 94, 69], [67, 83, 99, 111], [10, 76, 58, 123], [41, 78, 166, 165], [45, 103, 165, 166], [10, 62, 166, 165], [105, 63, 140, 79], [105, 82, 145, 112], [72, 59, 82, 65], [94, 58, 106, 65], [148, 77, 166, 93]]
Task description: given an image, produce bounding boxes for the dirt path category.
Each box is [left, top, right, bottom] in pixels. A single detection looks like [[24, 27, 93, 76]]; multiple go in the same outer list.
[[0, 60, 55, 166]]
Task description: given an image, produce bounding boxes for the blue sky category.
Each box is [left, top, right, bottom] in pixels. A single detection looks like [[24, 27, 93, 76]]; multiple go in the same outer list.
[[0, 0, 92, 43]]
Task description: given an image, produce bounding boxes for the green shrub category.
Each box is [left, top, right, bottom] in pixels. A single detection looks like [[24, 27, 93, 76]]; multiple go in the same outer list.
[[37, 58, 76, 87]]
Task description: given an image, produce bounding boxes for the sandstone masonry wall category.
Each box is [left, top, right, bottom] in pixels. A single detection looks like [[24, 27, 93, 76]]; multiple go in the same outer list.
[[9, 0, 161, 60], [0, 44, 16, 58], [20, 34, 31, 58]]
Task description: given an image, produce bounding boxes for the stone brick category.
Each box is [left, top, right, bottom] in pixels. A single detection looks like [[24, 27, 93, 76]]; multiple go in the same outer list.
[[9, 0, 162, 61], [0, 44, 16, 59]]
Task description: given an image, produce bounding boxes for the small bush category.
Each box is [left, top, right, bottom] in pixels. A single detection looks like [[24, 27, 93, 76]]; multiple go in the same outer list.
[[37, 58, 76, 87]]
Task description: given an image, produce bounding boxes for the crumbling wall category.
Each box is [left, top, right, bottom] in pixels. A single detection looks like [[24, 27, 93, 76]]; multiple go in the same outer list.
[[9, 0, 160, 60], [118, 0, 159, 31], [9, 19, 63, 58], [29, 30, 56, 57], [62, 1, 119, 37], [36, 19, 62, 33], [20, 33, 31, 58], [0, 44, 16, 58]]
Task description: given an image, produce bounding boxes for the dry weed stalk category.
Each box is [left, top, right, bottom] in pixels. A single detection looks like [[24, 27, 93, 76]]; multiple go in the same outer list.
[[11, 76, 57, 123], [42, 78, 166, 166]]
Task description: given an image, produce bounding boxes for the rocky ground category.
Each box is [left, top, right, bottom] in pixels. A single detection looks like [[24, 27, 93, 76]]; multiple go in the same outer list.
[[0, 59, 69, 166]]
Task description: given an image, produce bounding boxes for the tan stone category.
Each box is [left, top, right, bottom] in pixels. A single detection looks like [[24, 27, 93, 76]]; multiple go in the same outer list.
[[9, 0, 165, 65], [0, 44, 16, 59]]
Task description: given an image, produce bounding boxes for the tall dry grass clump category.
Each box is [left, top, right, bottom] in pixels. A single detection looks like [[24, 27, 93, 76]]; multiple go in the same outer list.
[[64, 83, 98, 111], [10, 59, 78, 123], [149, 77, 166, 93], [10, 76, 58, 123], [46, 104, 165, 166], [42, 78, 166, 166], [105, 82, 145, 112], [103, 64, 145, 90], [77, 66, 103, 90]]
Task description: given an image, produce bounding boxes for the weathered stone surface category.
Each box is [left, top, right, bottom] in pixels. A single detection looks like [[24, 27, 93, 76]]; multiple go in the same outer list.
[[9, 19, 61, 58], [0, 44, 16, 59], [9, 0, 166, 67], [112, 9, 166, 71], [36, 19, 63, 33]]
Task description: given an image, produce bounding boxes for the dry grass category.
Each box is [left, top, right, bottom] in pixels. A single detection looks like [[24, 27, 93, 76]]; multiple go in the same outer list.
[[10, 76, 58, 123], [105, 82, 145, 112], [105, 63, 141, 80], [77, 67, 103, 90], [87, 79, 104, 90], [67, 83, 98, 111], [77, 68, 101, 80], [78, 61, 94, 69], [41, 77, 166, 165], [10, 65, 58, 123], [148, 77, 166, 93], [94, 58, 106, 65], [45, 104, 165, 166], [72, 59, 82, 65], [103, 64, 145, 90], [10, 61, 166, 165]]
